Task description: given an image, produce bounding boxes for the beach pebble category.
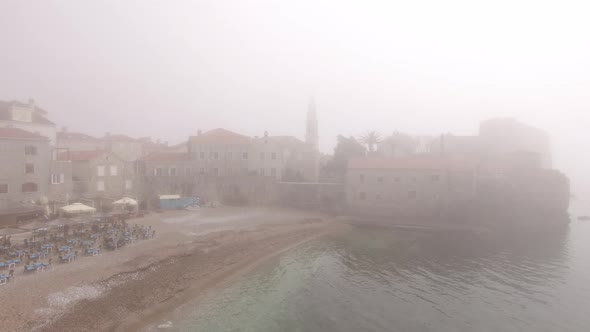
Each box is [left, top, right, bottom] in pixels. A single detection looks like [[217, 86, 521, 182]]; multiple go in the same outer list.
[[157, 321, 173, 329]]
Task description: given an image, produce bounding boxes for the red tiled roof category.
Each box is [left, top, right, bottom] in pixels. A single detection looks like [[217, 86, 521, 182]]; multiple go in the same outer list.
[[57, 131, 102, 141], [57, 150, 105, 161], [142, 141, 167, 149], [189, 128, 251, 145], [348, 157, 474, 171], [0, 127, 48, 140], [139, 152, 191, 162], [167, 141, 187, 148], [105, 134, 139, 142]]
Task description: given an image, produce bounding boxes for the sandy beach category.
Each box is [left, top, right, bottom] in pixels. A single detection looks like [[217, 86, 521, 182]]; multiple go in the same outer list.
[[0, 207, 342, 332]]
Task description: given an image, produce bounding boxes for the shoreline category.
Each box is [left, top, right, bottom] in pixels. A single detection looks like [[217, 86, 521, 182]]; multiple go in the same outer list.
[[0, 207, 340, 331], [131, 223, 339, 331]]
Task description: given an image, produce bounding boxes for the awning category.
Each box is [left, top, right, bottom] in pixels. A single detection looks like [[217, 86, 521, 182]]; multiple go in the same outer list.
[[59, 203, 97, 214], [159, 195, 180, 200], [113, 197, 138, 206]]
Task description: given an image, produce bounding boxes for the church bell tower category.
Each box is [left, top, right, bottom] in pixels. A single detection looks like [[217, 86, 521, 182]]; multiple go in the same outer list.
[[305, 97, 319, 152]]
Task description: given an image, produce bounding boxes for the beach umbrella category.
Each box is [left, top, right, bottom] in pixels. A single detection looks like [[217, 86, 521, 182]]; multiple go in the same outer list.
[[112, 197, 138, 206], [59, 203, 97, 214]]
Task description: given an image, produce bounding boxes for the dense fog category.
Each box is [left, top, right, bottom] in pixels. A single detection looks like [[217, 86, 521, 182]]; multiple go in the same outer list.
[[1, 0, 588, 198]]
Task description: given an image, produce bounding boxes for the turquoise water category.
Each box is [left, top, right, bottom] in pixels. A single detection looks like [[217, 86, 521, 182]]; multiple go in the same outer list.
[[169, 203, 590, 332]]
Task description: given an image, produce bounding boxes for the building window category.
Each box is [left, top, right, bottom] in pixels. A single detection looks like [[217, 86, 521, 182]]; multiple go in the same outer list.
[[155, 167, 163, 176], [271, 152, 277, 160], [394, 177, 400, 182], [242, 152, 248, 160], [260, 168, 265, 176], [271, 168, 276, 177], [377, 176, 384, 183], [227, 152, 233, 160], [200, 151, 205, 160], [125, 179, 132, 190], [359, 174, 365, 183], [170, 167, 177, 176], [376, 194, 382, 200], [97, 165, 105, 177], [96, 181, 105, 191], [199, 168, 205, 175], [25, 145, 37, 156], [22, 182, 38, 193], [110, 165, 118, 176], [213, 168, 219, 176], [0, 184, 8, 194], [25, 163, 35, 174], [260, 152, 265, 160], [51, 174, 65, 184], [186, 167, 191, 176], [408, 191, 417, 199], [431, 174, 440, 182], [214, 152, 219, 160], [359, 192, 367, 200]]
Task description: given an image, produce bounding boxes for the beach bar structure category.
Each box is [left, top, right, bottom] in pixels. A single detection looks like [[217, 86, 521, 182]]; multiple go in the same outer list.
[[158, 195, 198, 210]]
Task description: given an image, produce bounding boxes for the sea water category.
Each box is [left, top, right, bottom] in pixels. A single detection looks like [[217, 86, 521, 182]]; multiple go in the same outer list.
[[167, 201, 590, 332]]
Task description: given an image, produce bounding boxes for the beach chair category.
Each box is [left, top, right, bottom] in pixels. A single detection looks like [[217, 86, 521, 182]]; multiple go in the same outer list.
[[0, 277, 6, 285]]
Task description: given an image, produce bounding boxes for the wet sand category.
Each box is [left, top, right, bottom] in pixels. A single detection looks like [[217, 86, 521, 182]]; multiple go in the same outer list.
[[0, 207, 340, 332]]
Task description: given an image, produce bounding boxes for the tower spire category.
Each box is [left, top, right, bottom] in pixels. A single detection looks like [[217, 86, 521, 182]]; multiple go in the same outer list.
[[305, 97, 319, 151]]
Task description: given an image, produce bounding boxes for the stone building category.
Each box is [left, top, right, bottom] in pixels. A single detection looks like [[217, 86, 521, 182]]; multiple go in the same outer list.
[[58, 150, 137, 210], [135, 152, 194, 208], [346, 157, 477, 218], [57, 129, 105, 152], [136, 148, 278, 207], [47, 158, 73, 207], [104, 134, 144, 162], [479, 118, 552, 168], [0, 99, 57, 145], [0, 128, 52, 225], [0, 128, 51, 203], [188, 128, 253, 177], [167, 141, 188, 153], [139, 137, 169, 156]]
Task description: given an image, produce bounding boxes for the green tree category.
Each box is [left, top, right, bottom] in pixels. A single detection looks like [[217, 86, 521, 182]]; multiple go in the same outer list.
[[323, 135, 366, 181]]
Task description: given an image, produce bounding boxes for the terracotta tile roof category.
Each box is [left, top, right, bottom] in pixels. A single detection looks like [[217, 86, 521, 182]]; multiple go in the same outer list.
[[189, 128, 251, 145], [167, 141, 187, 149], [141, 140, 167, 149], [348, 157, 474, 171], [57, 150, 105, 161], [139, 152, 191, 162], [57, 131, 102, 141], [269, 135, 306, 146], [105, 134, 139, 142], [0, 127, 48, 140]]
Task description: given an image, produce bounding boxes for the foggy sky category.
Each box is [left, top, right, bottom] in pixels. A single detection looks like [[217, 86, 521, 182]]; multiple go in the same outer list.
[[1, 0, 589, 199]]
